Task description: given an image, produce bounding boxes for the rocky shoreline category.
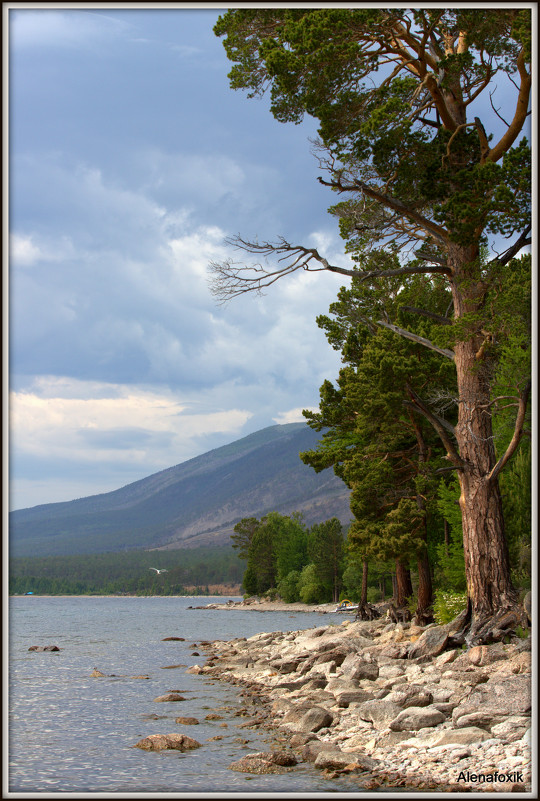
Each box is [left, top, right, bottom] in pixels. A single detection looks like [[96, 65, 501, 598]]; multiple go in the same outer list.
[[186, 611, 533, 793]]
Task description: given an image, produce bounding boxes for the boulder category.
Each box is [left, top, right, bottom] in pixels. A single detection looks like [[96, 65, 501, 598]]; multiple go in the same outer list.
[[348, 659, 379, 682], [429, 726, 490, 747], [452, 673, 531, 729], [162, 636, 185, 641], [228, 751, 296, 774], [334, 689, 374, 707], [153, 693, 186, 702], [282, 706, 334, 732], [175, 717, 199, 725], [490, 716, 530, 742], [408, 625, 449, 661], [389, 705, 446, 731], [301, 741, 339, 762], [134, 733, 201, 751], [386, 684, 433, 709], [355, 699, 403, 727], [313, 749, 379, 771], [28, 645, 60, 652]]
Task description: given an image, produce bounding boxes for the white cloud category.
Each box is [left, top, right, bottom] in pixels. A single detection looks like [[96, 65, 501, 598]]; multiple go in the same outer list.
[[10, 10, 130, 50], [273, 407, 315, 425], [9, 234, 42, 266], [10, 377, 252, 472]]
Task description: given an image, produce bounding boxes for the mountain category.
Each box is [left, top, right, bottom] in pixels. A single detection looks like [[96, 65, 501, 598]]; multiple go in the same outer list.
[[9, 423, 352, 557]]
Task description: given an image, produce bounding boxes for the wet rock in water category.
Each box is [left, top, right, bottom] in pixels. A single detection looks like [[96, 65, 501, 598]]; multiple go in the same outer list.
[[186, 665, 203, 674], [160, 664, 186, 669], [28, 645, 60, 652], [153, 693, 186, 702], [205, 713, 223, 720], [91, 669, 107, 677], [301, 741, 341, 763], [175, 716, 200, 725], [313, 749, 379, 772], [228, 751, 296, 774], [389, 705, 446, 731], [162, 636, 185, 641], [290, 732, 318, 748], [134, 733, 201, 751]]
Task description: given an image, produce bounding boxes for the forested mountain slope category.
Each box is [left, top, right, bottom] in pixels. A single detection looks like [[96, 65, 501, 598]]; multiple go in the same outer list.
[[10, 423, 352, 557]]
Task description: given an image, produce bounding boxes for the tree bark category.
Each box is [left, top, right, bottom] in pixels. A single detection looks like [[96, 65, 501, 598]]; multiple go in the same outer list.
[[395, 560, 413, 606], [449, 243, 521, 640], [360, 559, 368, 606], [416, 548, 433, 625]]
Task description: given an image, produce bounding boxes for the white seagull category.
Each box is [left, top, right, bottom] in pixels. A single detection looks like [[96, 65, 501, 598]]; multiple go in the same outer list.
[[149, 567, 168, 574]]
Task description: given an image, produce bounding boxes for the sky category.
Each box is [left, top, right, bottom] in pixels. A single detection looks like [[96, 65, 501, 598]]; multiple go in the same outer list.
[[6, 5, 533, 512], [7, 5, 354, 510]]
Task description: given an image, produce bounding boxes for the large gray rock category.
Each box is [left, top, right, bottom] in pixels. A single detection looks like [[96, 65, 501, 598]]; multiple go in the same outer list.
[[281, 705, 333, 733], [452, 673, 531, 730], [134, 733, 201, 751], [340, 653, 379, 681], [386, 684, 433, 709], [301, 741, 340, 762], [334, 689, 375, 707], [490, 716, 531, 742], [355, 699, 403, 727], [429, 726, 490, 747], [408, 625, 449, 660], [389, 705, 446, 731]]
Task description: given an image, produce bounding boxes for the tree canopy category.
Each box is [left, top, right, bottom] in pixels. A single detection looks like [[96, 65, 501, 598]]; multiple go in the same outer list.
[[212, 8, 532, 643]]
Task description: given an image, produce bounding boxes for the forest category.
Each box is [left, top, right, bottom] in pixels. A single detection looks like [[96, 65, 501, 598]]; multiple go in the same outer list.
[[9, 546, 244, 596]]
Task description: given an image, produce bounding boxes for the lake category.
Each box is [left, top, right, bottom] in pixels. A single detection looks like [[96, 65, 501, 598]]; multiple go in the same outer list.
[[8, 595, 364, 796]]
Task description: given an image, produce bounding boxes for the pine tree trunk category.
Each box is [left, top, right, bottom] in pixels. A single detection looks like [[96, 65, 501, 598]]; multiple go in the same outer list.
[[416, 548, 433, 625], [360, 560, 368, 606], [395, 560, 412, 606], [449, 243, 521, 641]]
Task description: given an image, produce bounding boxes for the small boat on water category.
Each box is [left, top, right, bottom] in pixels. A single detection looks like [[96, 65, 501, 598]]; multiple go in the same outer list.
[[335, 599, 359, 612]]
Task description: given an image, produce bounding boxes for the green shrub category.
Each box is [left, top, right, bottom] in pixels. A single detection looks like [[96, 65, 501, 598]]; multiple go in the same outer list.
[[367, 586, 380, 604], [277, 570, 301, 603], [433, 590, 468, 625], [263, 587, 279, 601]]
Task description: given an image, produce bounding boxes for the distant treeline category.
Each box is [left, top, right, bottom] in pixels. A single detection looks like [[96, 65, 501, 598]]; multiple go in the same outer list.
[[9, 546, 244, 596]]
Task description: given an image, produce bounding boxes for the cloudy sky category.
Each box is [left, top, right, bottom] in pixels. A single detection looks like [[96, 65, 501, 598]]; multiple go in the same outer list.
[[8, 6, 354, 510]]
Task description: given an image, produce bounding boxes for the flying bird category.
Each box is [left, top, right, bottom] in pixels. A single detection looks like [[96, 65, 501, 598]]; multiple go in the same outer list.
[[149, 568, 168, 574]]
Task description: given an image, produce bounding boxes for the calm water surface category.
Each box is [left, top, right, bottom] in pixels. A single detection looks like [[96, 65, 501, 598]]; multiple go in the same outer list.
[[9, 595, 365, 796]]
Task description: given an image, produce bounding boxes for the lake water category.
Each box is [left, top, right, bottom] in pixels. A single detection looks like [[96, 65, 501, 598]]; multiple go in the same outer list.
[[8, 595, 364, 796]]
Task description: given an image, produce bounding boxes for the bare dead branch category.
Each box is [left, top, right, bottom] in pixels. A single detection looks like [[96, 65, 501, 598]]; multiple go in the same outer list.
[[487, 380, 531, 482], [399, 306, 452, 325], [207, 236, 357, 303], [404, 383, 464, 468], [376, 319, 455, 360]]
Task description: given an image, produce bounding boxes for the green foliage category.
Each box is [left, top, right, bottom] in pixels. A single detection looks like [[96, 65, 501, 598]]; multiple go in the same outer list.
[[298, 563, 330, 604], [231, 517, 259, 560], [277, 570, 301, 603], [307, 517, 344, 601], [433, 590, 468, 625]]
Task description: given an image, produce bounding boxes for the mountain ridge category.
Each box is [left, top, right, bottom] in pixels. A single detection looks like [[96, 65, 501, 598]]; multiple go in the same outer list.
[[10, 423, 352, 557]]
